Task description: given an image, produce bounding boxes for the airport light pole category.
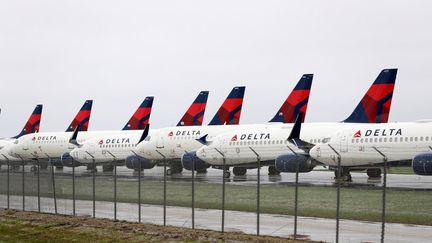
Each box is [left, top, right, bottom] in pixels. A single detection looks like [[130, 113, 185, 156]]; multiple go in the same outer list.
[[214, 148, 226, 233], [327, 144, 341, 243], [372, 147, 388, 243], [86, 151, 96, 218], [155, 150, 167, 226], [249, 147, 261, 236]]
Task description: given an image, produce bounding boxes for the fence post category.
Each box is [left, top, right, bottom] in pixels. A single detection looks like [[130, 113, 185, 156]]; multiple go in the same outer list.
[[49, 158, 57, 214], [72, 159, 76, 216], [2, 155, 10, 209], [86, 151, 96, 218], [191, 152, 195, 229], [21, 157, 25, 211], [37, 159, 40, 212], [373, 147, 387, 243], [155, 150, 167, 226], [138, 157, 142, 223], [214, 148, 226, 233], [286, 145, 300, 239], [107, 151, 117, 221], [328, 144, 341, 243], [249, 147, 261, 236]]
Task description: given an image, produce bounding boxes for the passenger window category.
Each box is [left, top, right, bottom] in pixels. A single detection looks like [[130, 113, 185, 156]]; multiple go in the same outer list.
[[374, 138, 378, 143], [420, 137, 424, 142], [360, 138, 363, 143], [379, 138, 382, 142], [410, 137, 413, 142], [415, 137, 418, 142], [426, 137, 429, 141], [405, 137, 408, 142], [383, 138, 387, 142], [389, 137, 392, 142]]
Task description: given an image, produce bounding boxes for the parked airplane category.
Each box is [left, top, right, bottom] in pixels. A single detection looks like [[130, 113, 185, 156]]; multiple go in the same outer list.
[[6, 100, 94, 163], [308, 120, 432, 178], [0, 104, 43, 167], [68, 91, 209, 171], [135, 75, 314, 175], [192, 69, 398, 178]]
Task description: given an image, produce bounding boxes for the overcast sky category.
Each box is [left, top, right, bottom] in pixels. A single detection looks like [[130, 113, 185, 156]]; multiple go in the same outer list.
[[0, 0, 431, 137]]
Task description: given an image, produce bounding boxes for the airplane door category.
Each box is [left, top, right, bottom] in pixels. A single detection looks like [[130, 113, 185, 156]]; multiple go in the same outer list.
[[22, 140, 29, 151], [156, 135, 164, 149], [339, 132, 349, 153], [88, 144, 95, 154]]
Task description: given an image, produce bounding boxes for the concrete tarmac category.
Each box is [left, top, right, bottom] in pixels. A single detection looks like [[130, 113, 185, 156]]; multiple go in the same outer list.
[[1, 195, 431, 243]]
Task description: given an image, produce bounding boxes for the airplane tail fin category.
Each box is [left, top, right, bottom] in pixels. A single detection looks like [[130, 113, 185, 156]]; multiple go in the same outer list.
[[177, 91, 209, 126], [13, 104, 43, 138], [208, 86, 245, 125], [123, 96, 154, 130], [269, 74, 313, 123], [344, 69, 397, 123], [65, 100, 93, 132]]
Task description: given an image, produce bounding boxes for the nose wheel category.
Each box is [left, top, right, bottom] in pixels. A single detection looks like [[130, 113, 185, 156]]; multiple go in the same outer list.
[[334, 168, 352, 182]]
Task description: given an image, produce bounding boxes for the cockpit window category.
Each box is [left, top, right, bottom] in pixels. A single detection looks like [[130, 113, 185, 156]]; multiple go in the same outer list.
[[144, 136, 151, 141]]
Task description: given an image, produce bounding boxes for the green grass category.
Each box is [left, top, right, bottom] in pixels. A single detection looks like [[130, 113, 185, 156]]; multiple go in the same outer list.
[[0, 172, 431, 226]]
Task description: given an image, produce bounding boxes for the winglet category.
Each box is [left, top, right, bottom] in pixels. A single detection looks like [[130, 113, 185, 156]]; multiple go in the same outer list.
[[69, 124, 81, 147], [137, 124, 150, 144], [196, 134, 211, 145], [288, 112, 303, 141]]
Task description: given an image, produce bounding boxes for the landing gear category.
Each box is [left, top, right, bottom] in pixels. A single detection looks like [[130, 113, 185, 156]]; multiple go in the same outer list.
[[87, 164, 97, 172], [40, 162, 48, 170], [196, 168, 208, 174], [11, 165, 20, 170], [167, 163, 183, 175], [268, 166, 281, 176], [55, 166, 63, 170], [366, 168, 381, 178], [102, 164, 114, 172], [223, 170, 231, 179], [233, 167, 247, 176], [334, 168, 352, 181]]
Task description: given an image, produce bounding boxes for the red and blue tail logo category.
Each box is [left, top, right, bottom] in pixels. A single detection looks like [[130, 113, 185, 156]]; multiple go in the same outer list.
[[208, 86, 245, 125], [344, 69, 397, 123], [13, 104, 43, 138], [177, 91, 209, 126], [66, 100, 93, 132], [269, 74, 313, 123], [123, 96, 154, 130]]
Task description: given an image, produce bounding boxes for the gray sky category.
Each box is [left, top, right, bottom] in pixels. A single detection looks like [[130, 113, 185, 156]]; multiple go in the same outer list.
[[1, 0, 431, 137]]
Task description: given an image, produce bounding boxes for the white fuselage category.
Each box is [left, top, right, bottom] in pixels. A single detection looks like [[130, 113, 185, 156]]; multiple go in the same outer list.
[[195, 122, 358, 166], [0, 139, 22, 163], [135, 124, 290, 160], [309, 122, 432, 167], [70, 130, 147, 164], [8, 131, 127, 160]]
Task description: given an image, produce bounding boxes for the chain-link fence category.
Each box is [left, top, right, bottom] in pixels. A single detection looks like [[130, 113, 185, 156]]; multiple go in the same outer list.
[[1, 159, 432, 242]]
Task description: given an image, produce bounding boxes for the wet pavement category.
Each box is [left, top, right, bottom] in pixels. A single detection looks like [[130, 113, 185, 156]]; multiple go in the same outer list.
[[3, 165, 431, 190], [2, 195, 431, 243]]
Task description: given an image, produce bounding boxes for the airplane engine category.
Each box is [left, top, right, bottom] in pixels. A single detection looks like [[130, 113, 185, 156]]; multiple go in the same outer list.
[[61, 152, 83, 167], [181, 151, 209, 171], [275, 153, 315, 173], [412, 153, 432, 175], [125, 155, 155, 170]]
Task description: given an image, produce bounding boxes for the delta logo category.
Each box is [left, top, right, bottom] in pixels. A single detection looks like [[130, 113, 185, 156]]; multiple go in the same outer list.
[[168, 131, 174, 137], [231, 135, 238, 141], [98, 140, 103, 145], [354, 130, 361, 138]]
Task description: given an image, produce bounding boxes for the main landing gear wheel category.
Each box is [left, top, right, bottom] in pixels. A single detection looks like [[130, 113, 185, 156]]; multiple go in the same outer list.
[[268, 166, 281, 175], [168, 163, 183, 175], [366, 168, 382, 178], [103, 164, 114, 172], [233, 167, 247, 176], [223, 170, 231, 179], [87, 164, 97, 172], [334, 168, 352, 182], [196, 168, 208, 174]]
